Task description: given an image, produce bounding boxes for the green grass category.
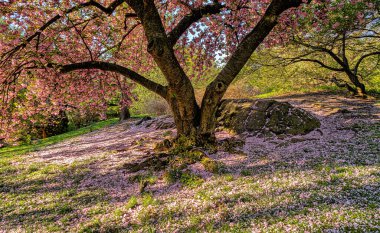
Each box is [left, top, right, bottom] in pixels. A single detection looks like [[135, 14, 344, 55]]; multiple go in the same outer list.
[[126, 196, 138, 209], [0, 118, 118, 158], [0, 156, 109, 232], [0, 109, 379, 232]]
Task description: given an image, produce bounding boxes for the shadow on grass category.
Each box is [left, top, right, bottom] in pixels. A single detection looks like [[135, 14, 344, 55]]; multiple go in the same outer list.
[[0, 161, 110, 230], [170, 170, 380, 232], [1, 148, 379, 231]]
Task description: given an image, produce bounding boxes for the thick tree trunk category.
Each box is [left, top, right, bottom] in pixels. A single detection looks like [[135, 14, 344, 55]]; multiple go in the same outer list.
[[165, 86, 220, 146], [347, 73, 367, 97], [357, 85, 367, 97], [127, 0, 204, 140], [167, 88, 201, 138], [332, 73, 367, 97]]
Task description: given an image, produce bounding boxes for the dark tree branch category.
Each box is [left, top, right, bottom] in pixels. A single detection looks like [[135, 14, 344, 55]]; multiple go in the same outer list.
[[68, 17, 94, 61], [293, 37, 370, 93], [354, 51, 380, 75], [292, 59, 345, 72], [167, 2, 224, 47], [125, 0, 194, 86], [331, 77, 357, 93], [89, 0, 125, 15], [342, 31, 349, 66], [124, 13, 139, 30], [56, 15, 100, 35], [347, 35, 380, 39], [294, 39, 347, 68], [178, 1, 192, 10], [52, 61, 167, 98]]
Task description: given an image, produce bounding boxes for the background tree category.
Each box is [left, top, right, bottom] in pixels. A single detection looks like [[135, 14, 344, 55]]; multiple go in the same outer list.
[[1, 0, 318, 144], [267, 0, 380, 96]]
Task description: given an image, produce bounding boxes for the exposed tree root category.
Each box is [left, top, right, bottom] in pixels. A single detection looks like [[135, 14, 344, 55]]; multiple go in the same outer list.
[[123, 153, 171, 172], [122, 136, 235, 176]]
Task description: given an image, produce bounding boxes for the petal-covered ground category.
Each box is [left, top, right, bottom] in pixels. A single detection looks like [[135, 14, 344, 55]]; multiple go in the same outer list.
[[0, 93, 379, 232]]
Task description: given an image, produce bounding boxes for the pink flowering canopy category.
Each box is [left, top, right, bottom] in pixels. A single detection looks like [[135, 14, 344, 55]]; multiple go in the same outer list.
[[0, 0, 373, 140]]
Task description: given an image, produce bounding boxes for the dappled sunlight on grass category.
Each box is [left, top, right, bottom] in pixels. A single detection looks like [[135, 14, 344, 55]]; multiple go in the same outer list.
[[0, 158, 110, 232], [116, 164, 379, 232], [0, 94, 379, 232]]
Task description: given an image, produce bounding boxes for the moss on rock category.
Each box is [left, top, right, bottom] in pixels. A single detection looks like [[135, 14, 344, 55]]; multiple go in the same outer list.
[[217, 99, 320, 136]]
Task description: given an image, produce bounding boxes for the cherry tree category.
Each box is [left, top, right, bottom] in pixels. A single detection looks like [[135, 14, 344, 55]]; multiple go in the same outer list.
[[1, 0, 316, 143]]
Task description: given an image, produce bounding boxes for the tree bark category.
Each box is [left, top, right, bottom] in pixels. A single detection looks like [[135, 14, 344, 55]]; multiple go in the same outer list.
[[42, 128, 47, 139], [346, 73, 367, 97], [167, 89, 201, 138]]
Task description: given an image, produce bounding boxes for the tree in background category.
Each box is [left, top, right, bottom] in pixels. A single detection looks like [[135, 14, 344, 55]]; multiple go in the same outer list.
[[238, 50, 330, 97], [269, 0, 379, 96], [0, 69, 128, 141]]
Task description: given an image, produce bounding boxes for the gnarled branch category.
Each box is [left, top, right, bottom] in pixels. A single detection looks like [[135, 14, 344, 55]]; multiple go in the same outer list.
[[53, 61, 167, 98], [291, 58, 345, 72], [354, 51, 380, 75], [293, 39, 347, 68]]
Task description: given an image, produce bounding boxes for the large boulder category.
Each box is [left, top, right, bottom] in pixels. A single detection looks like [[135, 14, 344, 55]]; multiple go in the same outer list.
[[216, 99, 320, 136]]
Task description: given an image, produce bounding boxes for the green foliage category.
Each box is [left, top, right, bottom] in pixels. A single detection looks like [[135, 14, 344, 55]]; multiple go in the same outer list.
[[240, 169, 252, 176], [169, 135, 197, 155], [201, 157, 226, 174], [142, 194, 158, 207], [79, 218, 101, 233], [179, 171, 204, 188], [233, 45, 380, 98], [106, 106, 120, 118], [240, 50, 334, 95], [163, 168, 183, 184], [126, 196, 138, 209], [130, 69, 170, 116], [130, 173, 158, 185], [163, 168, 204, 187]]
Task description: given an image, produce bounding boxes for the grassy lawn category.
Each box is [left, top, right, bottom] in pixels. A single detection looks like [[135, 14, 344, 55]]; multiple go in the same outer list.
[[1, 156, 378, 232], [0, 119, 379, 232], [0, 118, 119, 231]]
